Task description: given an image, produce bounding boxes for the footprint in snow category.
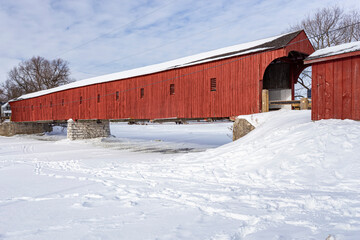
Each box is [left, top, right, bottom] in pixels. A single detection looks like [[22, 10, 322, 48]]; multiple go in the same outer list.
[[71, 201, 93, 208], [82, 201, 93, 208], [124, 201, 138, 207], [84, 193, 104, 199], [342, 141, 353, 151]]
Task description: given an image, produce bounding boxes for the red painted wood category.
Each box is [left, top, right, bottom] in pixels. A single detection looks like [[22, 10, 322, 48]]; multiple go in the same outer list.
[[10, 35, 315, 122], [311, 54, 360, 121], [324, 61, 334, 119], [342, 58, 353, 119], [285, 31, 315, 56], [317, 64, 326, 120], [352, 56, 360, 120], [311, 64, 317, 120], [333, 60, 343, 119]]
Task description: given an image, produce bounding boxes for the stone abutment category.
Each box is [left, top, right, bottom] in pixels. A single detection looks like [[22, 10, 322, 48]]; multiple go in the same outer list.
[[0, 122, 52, 136]]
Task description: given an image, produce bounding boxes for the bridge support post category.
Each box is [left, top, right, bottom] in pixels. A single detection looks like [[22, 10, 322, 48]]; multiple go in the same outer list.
[[300, 98, 309, 110], [67, 119, 110, 140], [262, 89, 269, 112]]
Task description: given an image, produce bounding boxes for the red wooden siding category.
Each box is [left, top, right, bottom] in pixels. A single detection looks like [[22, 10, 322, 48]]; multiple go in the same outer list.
[[311, 54, 360, 120], [10, 36, 314, 122], [284, 31, 315, 56]]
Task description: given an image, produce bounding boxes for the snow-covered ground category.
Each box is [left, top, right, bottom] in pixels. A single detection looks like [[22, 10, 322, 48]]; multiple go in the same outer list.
[[1, 110, 360, 239]]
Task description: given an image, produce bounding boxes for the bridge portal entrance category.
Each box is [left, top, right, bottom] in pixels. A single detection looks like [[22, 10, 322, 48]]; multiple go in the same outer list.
[[262, 51, 308, 110]]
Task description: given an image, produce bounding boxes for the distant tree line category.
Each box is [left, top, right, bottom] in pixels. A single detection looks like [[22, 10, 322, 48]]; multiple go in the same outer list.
[[0, 56, 74, 102]]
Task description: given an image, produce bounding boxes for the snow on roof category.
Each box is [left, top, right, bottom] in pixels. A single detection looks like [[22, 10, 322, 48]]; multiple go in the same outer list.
[[1, 102, 10, 108], [306, 41, 360, 61], [13, 31, 302, 101]]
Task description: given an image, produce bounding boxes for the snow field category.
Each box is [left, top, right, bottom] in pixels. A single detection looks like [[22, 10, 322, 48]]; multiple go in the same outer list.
[[0, 110, 360, 239]]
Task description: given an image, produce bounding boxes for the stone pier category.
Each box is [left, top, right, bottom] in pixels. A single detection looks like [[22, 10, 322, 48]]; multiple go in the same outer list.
[[0, 122, 52, 137], [67, 119, 110, 140]]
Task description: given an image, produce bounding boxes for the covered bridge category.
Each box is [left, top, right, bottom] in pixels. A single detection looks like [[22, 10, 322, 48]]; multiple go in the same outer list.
[[305, 41, 360, 121], [10, 30, 314, 123]]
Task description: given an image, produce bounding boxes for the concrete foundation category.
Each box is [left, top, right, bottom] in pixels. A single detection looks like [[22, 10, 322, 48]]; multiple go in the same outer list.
[[232, 118, 255, 141], [67, 119, 110, 140], [0, 122, 52, 137]]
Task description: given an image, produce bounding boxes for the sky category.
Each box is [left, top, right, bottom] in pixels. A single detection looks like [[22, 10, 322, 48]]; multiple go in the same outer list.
[[0, 0, 359, 84]]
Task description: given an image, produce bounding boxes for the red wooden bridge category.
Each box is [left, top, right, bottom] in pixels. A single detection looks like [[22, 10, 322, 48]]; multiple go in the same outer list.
[[10, 30, 314, 123]]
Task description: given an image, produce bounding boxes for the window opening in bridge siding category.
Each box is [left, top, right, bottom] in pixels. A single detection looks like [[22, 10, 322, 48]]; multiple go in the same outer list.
[[116, 91, 119, 101], [40, 103, 42, 109], [23, 107, 25, 112], [62, 99, 64, 106], [97, 94, 100, 103], [80, 96, 82, 104], [31, 105, 33, 111], [170, 84, 175, 95], [210, 78, 217, 91], [140, 88, 144, 98]]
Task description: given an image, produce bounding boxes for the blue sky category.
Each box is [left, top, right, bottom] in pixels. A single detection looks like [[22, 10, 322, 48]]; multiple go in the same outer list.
[[0, 0, 358, 83]]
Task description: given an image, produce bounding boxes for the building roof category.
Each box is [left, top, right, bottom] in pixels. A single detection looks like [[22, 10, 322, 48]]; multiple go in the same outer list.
[[305, 41, 360, 63], [12, 30, 303, 102], [1, 102, 10, 108]]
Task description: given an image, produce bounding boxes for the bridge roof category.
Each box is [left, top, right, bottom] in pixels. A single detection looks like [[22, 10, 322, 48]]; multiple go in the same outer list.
[[13, 30, 303, 101], [305, 41, 360, 64]]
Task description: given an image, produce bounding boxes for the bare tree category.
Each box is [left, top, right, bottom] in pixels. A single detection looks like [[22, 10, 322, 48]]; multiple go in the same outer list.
[[294, 68, 312, 99], [0, 80, 22, 102], [0, 56, 74, 101], [0, 88, 5, 103], [342, 10, 360, 42], [289, 6, 360, 98], [290, 6, 360, 50]]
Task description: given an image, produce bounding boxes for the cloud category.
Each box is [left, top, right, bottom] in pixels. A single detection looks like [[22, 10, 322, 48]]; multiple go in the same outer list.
[[0, 0, 358, 83]]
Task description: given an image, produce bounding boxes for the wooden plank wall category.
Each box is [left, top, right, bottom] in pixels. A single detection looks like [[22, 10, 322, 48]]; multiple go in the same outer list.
[[10, 47, 300, 122], [312, 55, 360, 120], [285, 31, 315, 56]]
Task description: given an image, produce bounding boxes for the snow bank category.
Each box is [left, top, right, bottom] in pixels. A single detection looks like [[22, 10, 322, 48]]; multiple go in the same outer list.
[[236, 110, 284, 128], [178, 110, 360, 238]]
